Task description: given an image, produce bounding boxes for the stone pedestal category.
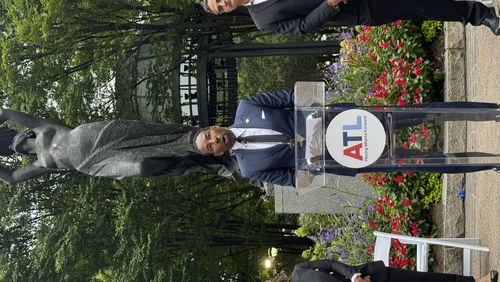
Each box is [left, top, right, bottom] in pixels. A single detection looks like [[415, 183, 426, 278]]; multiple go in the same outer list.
[[274, 174, 374, 214]]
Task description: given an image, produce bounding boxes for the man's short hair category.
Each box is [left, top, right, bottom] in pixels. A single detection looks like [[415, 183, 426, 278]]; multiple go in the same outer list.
[[202, 0, 218, 14], [193, 126, 209, 154]]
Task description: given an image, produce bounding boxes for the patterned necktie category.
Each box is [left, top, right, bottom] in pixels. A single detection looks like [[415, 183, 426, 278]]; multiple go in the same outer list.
[[237, 134, 290, 144]]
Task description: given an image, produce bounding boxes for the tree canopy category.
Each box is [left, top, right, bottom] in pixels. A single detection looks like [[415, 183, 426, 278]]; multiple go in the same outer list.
[[0, 1, 309, 280]]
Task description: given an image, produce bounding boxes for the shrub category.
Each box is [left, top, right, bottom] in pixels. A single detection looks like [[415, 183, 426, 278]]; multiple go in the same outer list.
[[421, 21, 444, 42], [300, 21, 443, 270], [296, 194, 378, 265]]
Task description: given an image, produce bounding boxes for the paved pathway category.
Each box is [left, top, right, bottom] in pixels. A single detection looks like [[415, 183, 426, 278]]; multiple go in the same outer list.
[[463, 5, 500, 277]]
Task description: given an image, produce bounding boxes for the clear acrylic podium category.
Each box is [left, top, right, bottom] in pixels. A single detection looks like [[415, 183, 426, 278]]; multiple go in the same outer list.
[[294, 81, 499, 191]]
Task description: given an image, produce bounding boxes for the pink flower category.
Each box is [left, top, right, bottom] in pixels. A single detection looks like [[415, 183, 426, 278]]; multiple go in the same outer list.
[[393, 240, 401, 248], [391, 218, 399, 230], [415, 87, 421, 94], [395, 176, 405, 183], [397, 97, 405, 106], [402, 142, 408, 149], [415, 59, 422, 65], [401, 89, 408, 95], [395, 79, 406, 87], [411, 221, 419, 236], [413, 66, 421, 76], [395, 20, 402, 26]]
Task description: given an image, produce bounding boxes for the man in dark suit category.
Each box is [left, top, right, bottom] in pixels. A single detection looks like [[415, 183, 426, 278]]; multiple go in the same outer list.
[[202, 0, 500, 35], [278, 259, 497, 282], [194, 89, 499, 186]]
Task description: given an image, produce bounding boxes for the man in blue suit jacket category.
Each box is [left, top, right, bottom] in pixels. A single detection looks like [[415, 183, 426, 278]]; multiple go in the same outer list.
[[195, 89, 499, 186], [202, 0, 500, 36]]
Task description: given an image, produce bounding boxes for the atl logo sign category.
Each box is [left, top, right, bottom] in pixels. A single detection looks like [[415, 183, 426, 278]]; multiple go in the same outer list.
[[326, 109, 386, 168]]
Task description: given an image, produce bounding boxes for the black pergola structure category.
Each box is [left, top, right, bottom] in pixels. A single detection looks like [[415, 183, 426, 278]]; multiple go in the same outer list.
[[161, 9, 342, 127], [188, 36, 341, 127]]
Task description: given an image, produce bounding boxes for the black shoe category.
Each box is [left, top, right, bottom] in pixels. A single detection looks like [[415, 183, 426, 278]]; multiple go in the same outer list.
[[482, 10, 500, 35], [491, 270, 498, 282]]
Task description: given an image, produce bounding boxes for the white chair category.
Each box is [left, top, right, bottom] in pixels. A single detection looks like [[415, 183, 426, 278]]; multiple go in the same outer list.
[[373, 231, 490, 276]]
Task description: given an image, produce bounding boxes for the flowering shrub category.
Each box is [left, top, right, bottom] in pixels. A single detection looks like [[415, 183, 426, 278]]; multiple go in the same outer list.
[[299, 21, 444, 270], [362, 171, 440, 268], [324, 32, 382, 104], [297, 170, 440, 269], [296, 195, 378, 265]]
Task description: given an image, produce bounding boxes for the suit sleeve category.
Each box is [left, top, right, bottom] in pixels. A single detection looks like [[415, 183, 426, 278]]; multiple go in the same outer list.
[[293, 260, 351, 281], [296, 260, 388, 281], [262, 1, 340, 34], [242, 89, 294, 109], [248, 168, 295, 186], [303, 260, 342, 271]]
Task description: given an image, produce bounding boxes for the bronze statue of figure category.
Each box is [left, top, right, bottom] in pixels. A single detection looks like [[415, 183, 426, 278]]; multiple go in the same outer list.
[[0, 108, 238, 184]]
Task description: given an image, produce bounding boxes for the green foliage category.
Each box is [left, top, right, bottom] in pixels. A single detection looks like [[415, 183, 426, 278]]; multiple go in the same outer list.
[[357, 22, 435, 106], [421, 21, 444, 42], [295, 195, 378, 265], [237, 33, 326, 99], [361, 172, 439, 269], [302, 21, 444, 271], [324, 22, 439, 106], [0, 0, 258, 122], [324, 38, 382, 104], [422, 173, 442, 209], [1, 169, 300, 281]]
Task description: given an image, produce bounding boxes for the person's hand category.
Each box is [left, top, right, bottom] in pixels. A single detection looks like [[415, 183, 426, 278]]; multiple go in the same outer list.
[[327, 0, 349, 7], [355, 275, 372, 282], [309, 155, 321, 164]]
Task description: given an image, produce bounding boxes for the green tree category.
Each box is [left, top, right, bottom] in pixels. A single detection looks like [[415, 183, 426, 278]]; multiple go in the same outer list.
[[0, 0, 257, 121], [0, 1, 315, 280]]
